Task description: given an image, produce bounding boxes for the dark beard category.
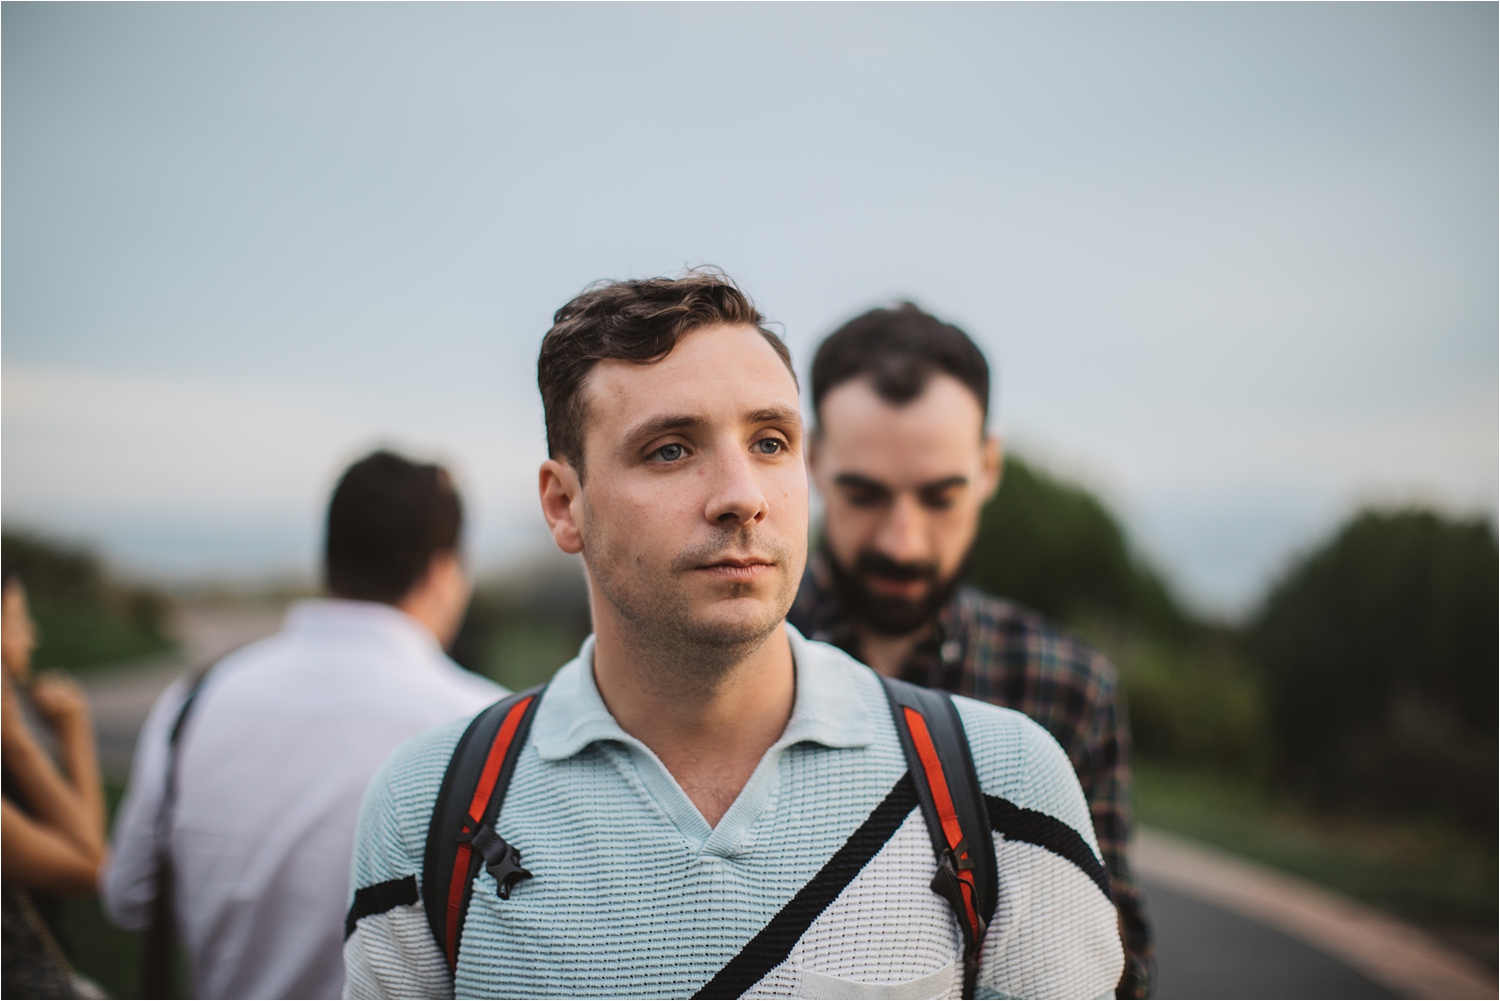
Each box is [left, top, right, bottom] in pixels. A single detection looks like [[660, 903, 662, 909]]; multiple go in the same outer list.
[[824, 546, 967, 637]]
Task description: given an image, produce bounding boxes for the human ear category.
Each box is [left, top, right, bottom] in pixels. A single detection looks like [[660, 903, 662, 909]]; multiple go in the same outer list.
[[538, 459, 585, 555], [980, 434, 1003, 502]]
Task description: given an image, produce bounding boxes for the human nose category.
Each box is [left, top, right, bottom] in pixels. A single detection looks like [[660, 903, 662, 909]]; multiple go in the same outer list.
[[703, 446, 769, 528], [871, 493, 928, 564]]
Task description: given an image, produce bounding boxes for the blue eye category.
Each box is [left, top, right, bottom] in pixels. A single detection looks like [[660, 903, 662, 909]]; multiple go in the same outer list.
[[755, 438, 785, 455], [655, 443, 685, 462]]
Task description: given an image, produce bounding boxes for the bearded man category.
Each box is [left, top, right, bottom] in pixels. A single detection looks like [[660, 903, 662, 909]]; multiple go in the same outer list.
[[788, 303, 1152, 998]]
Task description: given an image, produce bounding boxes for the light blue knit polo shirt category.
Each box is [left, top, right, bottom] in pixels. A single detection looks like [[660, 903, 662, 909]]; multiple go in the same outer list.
[[344, 626, 1122, 1000]]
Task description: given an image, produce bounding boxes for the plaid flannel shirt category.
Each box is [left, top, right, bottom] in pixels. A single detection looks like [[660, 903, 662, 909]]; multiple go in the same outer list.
[[788, 557, 1154, 999]]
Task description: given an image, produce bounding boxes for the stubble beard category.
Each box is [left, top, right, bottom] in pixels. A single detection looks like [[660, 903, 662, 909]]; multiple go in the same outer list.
[[587, 524, 799, 698], [825, 545, 970, 637]]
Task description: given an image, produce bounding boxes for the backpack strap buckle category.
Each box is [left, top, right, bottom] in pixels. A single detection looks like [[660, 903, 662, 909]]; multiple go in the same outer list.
[[468, 824, 532, 900], [423, 686, 548, 970]]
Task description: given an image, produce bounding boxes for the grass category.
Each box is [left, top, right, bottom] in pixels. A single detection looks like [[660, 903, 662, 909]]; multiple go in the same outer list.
[[31, 603, 175, 673], [56, 895, 148, 998], [1135, 759, 1498, 967]]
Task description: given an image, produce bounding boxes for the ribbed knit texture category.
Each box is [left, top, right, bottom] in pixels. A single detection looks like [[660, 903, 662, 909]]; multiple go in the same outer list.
[[346, 632, 1121, 999]]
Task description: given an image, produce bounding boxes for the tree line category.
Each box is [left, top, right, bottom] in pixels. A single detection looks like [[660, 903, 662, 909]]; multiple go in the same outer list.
[[973, 457, 1497, 834]]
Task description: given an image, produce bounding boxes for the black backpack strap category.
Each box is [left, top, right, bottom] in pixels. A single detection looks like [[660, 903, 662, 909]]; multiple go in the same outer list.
[[879, 674, 998, 997], [422, 685, 546, 972], [142, 665, 214, 999]]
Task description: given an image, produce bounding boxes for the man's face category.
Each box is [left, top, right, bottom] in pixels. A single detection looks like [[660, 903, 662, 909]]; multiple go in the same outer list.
[[810, 373, 1000, 635], [565, 324, 808, 662]]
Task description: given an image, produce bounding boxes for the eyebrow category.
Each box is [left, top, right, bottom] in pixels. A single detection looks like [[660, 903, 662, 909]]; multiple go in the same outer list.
[[622, 406, 803, 448], [622, 414, 706, 449], [833, 473, 968, 494], [747, 406, 804, 431], [834, 473, 890, 494], [917, 475, 969, 493]]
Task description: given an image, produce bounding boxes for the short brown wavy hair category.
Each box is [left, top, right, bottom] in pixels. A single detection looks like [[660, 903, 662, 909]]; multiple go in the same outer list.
[[537, 269, 796, 474], [812, 302, 990, 426]]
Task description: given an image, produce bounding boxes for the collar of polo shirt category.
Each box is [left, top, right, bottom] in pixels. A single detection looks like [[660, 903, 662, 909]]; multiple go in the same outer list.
[[531, 623, 877, 853]]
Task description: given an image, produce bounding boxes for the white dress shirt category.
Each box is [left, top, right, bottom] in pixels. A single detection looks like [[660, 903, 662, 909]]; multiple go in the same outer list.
[[103, 599, 506, 999]]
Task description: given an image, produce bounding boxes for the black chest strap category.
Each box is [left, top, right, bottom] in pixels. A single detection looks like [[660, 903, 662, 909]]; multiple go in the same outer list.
[[879, 673, 999, 997], [421, 685, 546, 972]]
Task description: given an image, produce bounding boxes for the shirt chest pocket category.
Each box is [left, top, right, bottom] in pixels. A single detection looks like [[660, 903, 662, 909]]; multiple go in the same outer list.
[[789, 960, 959, 1000]]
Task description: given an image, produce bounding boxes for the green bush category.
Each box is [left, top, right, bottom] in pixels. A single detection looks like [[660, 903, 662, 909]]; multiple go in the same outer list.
[[970, 456, 1191, 641], [969, 456, 1245, 774], [972, 463, 1497, 834], [1108, 628, 1268, 775], [1250, 509, 1498, 830]]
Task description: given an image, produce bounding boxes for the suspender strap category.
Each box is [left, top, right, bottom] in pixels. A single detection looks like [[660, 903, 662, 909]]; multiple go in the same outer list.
[[423, 686, 546, 972], [879, 675, 998, 997]]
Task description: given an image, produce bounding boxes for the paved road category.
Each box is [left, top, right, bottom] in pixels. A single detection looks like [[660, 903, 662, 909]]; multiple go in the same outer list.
[[1146, 878, 1395, 999], [1136, 825, 1494, 999]]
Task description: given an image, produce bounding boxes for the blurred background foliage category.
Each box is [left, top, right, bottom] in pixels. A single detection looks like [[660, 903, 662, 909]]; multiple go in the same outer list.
[[449, 554, 592, 693], [973, 457, 1272, 774], [971, 458, 1193, 641], [1252, 510, 1497, 831], [968, 455, 1497, 944], [1, 531, 174, 669], [972, 457, 1497, 833]]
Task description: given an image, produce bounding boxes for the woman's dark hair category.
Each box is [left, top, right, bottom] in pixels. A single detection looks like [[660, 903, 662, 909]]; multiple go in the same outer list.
[[811, 302, 991, 426], [324, 450, 462, 603], [537, 268, 796, 475]]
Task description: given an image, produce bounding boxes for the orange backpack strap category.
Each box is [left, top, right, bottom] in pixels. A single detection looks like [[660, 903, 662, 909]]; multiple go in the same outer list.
[[879, 675, 998, 997], [422, 685, 546, 971]]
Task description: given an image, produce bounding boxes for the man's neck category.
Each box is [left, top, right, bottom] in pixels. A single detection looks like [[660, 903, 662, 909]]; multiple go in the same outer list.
[[590, 615, 796, 828], [854, 625, 928, 679]]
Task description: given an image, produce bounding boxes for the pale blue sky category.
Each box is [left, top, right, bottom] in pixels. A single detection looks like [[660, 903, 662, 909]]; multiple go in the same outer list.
[[4, 3, 1495, 616]]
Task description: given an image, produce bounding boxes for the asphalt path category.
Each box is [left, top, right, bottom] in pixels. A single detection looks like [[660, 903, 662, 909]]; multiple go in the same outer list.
[[1146, 878, 1395, 999]]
